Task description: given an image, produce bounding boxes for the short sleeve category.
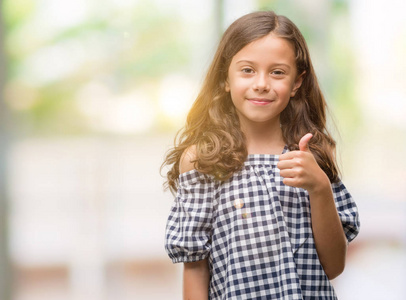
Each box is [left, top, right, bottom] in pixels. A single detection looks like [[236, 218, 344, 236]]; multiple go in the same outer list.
[[332, 181, 360, 243], [165, 170, 216, 263]]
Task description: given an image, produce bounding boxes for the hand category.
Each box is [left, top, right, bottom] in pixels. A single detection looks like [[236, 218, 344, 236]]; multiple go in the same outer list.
[[277, 133, 329, 194]]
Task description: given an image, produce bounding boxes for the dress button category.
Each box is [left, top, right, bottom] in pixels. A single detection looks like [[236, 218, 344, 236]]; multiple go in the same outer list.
[[233, 198, 244, 209]]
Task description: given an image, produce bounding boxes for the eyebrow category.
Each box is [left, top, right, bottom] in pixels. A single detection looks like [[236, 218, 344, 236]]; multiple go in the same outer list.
[[235, 60, 291, 69]]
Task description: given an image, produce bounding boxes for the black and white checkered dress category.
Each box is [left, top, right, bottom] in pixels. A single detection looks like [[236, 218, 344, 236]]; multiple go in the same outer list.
[[165, 148, 360, 299]]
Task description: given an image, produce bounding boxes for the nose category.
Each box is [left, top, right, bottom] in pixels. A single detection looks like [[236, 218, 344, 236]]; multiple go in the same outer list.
[[253, 73, 270, 93]]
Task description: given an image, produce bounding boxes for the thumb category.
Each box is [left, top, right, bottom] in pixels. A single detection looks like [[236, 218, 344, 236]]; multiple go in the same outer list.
[[299, 133, 313, 152]]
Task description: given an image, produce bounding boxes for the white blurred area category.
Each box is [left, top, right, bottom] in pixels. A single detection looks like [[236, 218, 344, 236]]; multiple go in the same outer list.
[[9, 135, 181, 300], [4, 0, 406, 299], [332, 0, 406, 298]]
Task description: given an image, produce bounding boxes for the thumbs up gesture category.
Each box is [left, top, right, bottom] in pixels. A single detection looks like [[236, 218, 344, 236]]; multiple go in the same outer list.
[[298, 133, 313, 152], [277, 133, 329, 194]]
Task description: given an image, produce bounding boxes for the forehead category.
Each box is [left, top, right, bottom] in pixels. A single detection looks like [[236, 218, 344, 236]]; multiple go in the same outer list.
[[231, 33, 296, 65]]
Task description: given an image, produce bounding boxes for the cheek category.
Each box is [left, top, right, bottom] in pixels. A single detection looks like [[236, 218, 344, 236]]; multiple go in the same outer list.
[[276, 81, 295, 97], [229, 90, 239, 106], [228, 80, 245, 97], [233, 75, 251, 89]]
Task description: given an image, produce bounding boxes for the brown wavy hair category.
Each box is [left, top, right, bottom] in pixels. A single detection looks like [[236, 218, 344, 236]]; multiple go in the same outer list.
[[162, 11, 339, 193]]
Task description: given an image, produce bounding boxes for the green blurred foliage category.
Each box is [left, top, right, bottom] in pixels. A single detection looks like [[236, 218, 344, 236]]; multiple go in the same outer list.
[[2, 0, 36, 27], [3, 0, 190, 135]]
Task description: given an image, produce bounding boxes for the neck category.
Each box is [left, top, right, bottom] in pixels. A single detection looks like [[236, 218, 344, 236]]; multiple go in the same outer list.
[[241, 119, 286, 155]]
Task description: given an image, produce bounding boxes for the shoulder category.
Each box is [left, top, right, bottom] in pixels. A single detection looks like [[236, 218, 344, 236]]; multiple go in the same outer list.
[[179, 145, 197, 174]]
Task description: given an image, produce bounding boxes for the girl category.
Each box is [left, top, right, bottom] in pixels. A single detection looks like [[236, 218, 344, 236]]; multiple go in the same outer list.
[[163, 11, 360, 299]]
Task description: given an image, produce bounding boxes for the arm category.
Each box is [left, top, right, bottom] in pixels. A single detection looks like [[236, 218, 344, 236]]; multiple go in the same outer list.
[[183, 259, 210, 300], [179, 146, 211, 298], [306, 172, 347, 279], [277, 134, 347, 280]]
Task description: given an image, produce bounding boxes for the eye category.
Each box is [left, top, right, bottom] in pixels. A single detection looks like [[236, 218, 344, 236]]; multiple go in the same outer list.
[[241, 68, 254, 74], [272, 70, 285, 76]]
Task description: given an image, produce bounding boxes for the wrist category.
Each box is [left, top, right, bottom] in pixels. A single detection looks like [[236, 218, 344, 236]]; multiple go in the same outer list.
[[307, 172, 331, 197]]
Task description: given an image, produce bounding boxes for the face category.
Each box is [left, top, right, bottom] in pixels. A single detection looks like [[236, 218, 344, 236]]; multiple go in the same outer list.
[[225, 33, 304, 128]]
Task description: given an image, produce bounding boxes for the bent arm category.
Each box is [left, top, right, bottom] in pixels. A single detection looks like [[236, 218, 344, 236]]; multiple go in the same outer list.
[[308, 175, 347, 280], [183, 259, 210, 300], [278, 135, 348, 280]]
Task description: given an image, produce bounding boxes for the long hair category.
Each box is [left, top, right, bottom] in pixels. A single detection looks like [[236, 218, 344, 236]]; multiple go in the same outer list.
[[162, 11, 339, 193]]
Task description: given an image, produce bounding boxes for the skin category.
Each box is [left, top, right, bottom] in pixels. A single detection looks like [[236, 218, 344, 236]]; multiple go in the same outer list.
[[180, 33, 347, 299], [183, 259, 210, 300]]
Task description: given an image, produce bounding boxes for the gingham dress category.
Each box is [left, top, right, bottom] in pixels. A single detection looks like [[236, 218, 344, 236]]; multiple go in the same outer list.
[[165, 148, 360, 299]]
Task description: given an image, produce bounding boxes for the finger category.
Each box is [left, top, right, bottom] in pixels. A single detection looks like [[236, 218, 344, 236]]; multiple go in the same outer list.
[[277, 159, 295, 170], [279, 151, 301, 161], [299, 133, 313, 152], [282, 177, 302, 188], [279, 168, 296, 178]]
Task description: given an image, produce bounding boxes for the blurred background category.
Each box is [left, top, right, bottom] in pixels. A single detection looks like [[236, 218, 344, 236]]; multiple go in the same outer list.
[[0, 0, 405, 299]]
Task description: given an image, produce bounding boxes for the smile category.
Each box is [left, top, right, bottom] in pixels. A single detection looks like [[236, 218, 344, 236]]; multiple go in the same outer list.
[[248, 98, 274, 106]]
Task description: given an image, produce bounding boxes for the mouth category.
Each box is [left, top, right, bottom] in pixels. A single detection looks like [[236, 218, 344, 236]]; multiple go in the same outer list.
[[248, 98, 274, 106]]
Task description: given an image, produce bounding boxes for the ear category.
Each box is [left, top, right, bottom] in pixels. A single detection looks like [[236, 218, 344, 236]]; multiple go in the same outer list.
[[290, 71, 306, 97], [225, 78, 230, 92]]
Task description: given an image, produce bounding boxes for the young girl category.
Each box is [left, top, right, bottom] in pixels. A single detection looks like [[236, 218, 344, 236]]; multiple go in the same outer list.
[[163, 11, 360, 299]]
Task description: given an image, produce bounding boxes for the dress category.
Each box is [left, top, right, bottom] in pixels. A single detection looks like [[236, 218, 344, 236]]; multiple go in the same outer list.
[[165, 147, 360, 299]]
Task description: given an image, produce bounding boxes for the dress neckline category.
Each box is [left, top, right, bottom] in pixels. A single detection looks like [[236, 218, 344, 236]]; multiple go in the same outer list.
[[245, 145, 289, 166], [247, 145, 289, 157]]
